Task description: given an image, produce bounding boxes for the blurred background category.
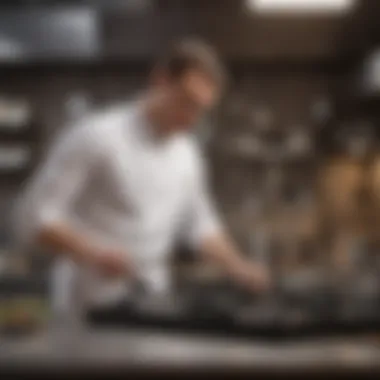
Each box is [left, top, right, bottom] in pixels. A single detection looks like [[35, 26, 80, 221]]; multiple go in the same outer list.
[[3, 0, 380, 376]]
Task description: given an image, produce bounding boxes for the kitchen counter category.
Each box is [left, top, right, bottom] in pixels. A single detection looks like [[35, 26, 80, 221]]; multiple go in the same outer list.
[[1, 328, 380, 378]]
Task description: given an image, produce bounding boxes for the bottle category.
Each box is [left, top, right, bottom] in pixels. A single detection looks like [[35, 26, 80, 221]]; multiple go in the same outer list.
[[49, 259, 88, 356]]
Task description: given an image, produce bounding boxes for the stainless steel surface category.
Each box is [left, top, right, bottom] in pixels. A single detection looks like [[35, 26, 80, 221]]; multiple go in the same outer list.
[[1, 329, 380, 371]]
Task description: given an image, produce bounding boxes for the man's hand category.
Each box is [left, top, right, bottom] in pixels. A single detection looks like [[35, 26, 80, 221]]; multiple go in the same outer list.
[[199, 234, 271, 294], [229, 261, 271, 294], [87, 249, 134, 279]]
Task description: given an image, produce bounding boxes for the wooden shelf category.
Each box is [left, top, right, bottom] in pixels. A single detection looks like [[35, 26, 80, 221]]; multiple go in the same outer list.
[[0, 123, 34, 139], [210, 144, 317, 166]]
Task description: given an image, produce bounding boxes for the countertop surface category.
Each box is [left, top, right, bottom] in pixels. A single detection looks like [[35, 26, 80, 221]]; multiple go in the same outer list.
[[1, 328, 380, 375]]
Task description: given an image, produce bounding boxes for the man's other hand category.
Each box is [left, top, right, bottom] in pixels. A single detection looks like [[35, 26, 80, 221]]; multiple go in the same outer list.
[[230, 261, 271, 294]]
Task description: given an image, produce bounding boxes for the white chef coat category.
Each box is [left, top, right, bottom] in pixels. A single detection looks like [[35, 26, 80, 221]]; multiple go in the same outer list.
[[13, 101, 223, 309]]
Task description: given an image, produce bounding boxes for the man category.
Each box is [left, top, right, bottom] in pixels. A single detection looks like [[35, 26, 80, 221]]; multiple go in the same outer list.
[[14, 39, 269, 315]]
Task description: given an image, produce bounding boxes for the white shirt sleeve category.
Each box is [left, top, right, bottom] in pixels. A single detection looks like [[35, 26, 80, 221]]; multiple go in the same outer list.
[[184, 152, 224, 249], [13, 123, 101, 247]]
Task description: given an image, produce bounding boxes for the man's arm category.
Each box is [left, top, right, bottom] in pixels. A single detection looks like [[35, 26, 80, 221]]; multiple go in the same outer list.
[[198, 233, 270, 292], [14, 124, 130, 277], [36, 222, 97, 265], [185, 155, 270, 292], [36, 222, 129, 277]]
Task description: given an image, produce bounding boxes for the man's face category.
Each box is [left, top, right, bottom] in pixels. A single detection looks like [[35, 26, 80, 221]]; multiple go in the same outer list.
[[153, 69, 220, 132]]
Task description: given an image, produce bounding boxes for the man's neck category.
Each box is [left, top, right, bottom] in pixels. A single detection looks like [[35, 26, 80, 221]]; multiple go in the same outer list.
[[142, 96, 174, 140]]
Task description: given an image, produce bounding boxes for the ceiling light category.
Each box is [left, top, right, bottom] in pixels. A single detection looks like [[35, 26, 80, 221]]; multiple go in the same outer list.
[[247, 0, 356, 14]]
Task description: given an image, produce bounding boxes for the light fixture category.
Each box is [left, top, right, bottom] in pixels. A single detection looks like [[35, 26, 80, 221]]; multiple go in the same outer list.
[[247, 0, 356, 14]]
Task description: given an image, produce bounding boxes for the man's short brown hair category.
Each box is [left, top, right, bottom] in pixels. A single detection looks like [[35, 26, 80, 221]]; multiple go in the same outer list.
[[155, 38, 228, 90]]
